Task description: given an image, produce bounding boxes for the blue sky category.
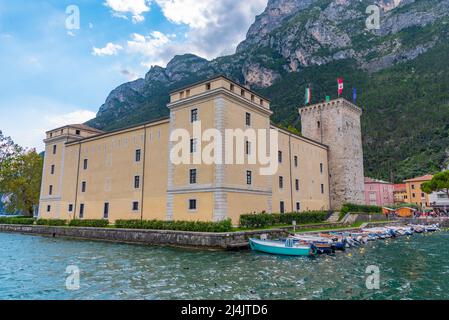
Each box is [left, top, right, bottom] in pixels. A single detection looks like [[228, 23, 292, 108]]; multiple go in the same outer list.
[[0, 0, 267, 151]]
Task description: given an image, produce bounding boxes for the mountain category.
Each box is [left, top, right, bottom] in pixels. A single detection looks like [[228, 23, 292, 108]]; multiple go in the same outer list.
[[86, 0, 449, 182]]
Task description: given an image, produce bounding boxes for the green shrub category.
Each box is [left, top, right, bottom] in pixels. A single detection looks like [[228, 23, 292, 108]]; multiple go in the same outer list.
[[115, 219, 233, 233], [239, 211, 328, 229], [69, 219, 109, 228], [36, 219, 67, 226], [0, 217, 35, 225], [340, 203, 382, 215]]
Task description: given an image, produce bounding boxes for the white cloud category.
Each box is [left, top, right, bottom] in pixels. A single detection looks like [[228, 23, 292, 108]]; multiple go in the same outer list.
[[104, 0, 151, 23], [92, 42, 124, 56], [123, 0, 268, 67], [127, 31, 173, 66], [45, 110, 96, 128]]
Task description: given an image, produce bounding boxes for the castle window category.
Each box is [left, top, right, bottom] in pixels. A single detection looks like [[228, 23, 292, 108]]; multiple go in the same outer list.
[[190, 139, 197, 153], [230, 84, 235, 92], [320, 163, 323, 174], [317, 121, 321, 128], [246, 170, 252, 185], [279, 176, 284, 189], [411, 184, 415, 189], [135, 149, 141, 162], [321, 184, 325, 194], [179, 91, 184, 99], [189, 199, 197, 211], [134, 176, 140, 189], [49, 185, 53, 195], [51, 165, 55, 175], [190, 169, 197, 184], [186, 89, 190, 97], [294, 156, 298, 167], [76, 130, 81, 135], [191, 108, 198, 123], [49, 133, 53, 138], [132, 201, 139, 211], [246, 141, 251, 155], [241, 89, 245, 97], [103, 203, 109, 219], [412, 193, 416, 198], [81, 181, 86, 193], [260, 99, 264, 106], [83, 159, 88, 170], [278, 151, 283, 163], [296, 202, 301, 212], [68, 204, 73, 212], [53, 145, 57, 154], [251, 94, 255, 102], [295, 179, 299, 191], [280, 201, 285, 214], [47, 205, 51, 213], [206, 83, 211, 90], [79, 204, 84, 218], [245, 112, 251, 126]]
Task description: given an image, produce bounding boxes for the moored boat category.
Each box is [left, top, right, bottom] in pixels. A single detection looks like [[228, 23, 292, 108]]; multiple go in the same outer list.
[[249, 238, 316, 256]]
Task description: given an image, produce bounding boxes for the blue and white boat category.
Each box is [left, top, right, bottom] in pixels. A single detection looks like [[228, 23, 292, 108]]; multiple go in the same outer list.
[[249, 238, 316, 256]]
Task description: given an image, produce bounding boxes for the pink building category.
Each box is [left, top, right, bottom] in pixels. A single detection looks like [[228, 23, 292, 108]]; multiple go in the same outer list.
[[364, 177, 394, 207]]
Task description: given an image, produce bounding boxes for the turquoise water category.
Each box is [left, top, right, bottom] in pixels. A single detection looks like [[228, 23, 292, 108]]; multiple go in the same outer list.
[[1, 231, 448, 300]]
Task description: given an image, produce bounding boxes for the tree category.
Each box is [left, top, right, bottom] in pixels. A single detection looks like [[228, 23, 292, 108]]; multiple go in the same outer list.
[[0, 147, 43, 216], [0, 130, 22, 167], [422, 171, 449, 197]]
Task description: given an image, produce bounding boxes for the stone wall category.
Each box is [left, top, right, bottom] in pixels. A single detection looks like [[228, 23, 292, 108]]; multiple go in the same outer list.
[[300, 99, 365, 210], [0, 224, 289, 250]]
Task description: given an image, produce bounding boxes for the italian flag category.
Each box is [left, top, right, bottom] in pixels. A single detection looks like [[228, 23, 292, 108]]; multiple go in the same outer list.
[[305, 86, 311, 105], [338, 78, 344, 96]]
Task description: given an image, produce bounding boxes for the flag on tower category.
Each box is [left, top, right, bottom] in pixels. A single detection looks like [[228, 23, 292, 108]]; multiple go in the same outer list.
[[338, 78, 344, 96], [305, 86, 311, 105]]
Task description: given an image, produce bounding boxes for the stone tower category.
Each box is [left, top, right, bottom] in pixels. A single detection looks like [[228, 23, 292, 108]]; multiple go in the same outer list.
[[299, 98, 365, 210]]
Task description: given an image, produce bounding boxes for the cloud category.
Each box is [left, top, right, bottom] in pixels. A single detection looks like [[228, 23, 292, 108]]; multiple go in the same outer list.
[[104, 0, 151, 23], [45, 110, 97, 127], [122, 0, 267, 68], [92, 42, 124, 56], [120, 69, 139, 80], [127, 31, 173, 66]]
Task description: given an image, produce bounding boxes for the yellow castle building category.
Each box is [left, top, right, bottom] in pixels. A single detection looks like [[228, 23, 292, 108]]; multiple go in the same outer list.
[[38, 76, 365, 224]]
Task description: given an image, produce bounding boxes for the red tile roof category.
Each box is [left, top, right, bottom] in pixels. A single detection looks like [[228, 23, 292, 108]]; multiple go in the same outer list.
[[404, 175, 433, 182], [394, 184, 406, 192]]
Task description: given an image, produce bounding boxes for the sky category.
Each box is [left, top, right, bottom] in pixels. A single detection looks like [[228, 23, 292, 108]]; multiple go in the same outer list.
[[0, 0, 268, 152]]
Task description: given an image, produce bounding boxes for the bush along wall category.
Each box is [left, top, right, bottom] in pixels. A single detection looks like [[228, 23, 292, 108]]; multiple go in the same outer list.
[[68, 219, 109, 228], [239, 211, 328, 229], [36, 219, 67, 226], [340, 203, 382, 216], [115, 219, 233, 233], [0, 217, 35, 225]]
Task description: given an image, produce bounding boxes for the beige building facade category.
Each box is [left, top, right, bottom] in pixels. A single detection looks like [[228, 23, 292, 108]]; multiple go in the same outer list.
[[39, 76, 362, 224]]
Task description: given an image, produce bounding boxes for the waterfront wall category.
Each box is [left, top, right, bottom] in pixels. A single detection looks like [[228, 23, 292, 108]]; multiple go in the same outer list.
[[0, 224, 289, 250]]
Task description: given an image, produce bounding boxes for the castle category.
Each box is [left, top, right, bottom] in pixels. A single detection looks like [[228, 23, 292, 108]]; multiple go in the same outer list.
[[38, 76, 365, 224]]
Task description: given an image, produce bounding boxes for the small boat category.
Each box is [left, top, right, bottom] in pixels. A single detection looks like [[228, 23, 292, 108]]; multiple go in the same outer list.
[[287, 236, 335, 254], [249, 238, 316, 256]]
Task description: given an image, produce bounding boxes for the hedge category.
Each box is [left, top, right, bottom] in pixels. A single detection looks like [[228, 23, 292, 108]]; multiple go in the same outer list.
[[68, 219, 109, 228], [36, 219, 67, 226], [239, 211, 328, 229], [115, 219, 233, 233], [340, 203, 382, 215], [0, 217, 35, 225]]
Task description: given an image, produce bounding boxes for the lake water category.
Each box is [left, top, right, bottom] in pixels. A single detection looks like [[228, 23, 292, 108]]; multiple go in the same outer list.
[[0, 231, 448, 300]]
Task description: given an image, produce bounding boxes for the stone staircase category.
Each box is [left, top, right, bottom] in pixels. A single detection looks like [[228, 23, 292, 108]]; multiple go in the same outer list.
[[326, 212, 341, 223]]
